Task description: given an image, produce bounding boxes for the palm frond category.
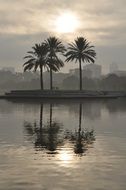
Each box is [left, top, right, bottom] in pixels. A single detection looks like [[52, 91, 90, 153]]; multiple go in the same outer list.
[[23, 55, 34, 59], [34, 62, 39, 72], [24, 63, 34, 72], [65, 36, 96, 64], [27, 51, 34, 54], [23, 58, 35, 66]]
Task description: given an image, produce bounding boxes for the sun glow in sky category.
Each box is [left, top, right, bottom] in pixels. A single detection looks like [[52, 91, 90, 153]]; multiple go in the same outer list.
[[0, 0, 126, 73], [55, 12, 80, 33]]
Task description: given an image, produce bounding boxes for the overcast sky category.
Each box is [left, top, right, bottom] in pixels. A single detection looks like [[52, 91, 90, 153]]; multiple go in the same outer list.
[[0, 0, 126, 74]]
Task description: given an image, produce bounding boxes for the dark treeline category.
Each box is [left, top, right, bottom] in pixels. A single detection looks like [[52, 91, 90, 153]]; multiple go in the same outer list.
[[1, 70, 126, 93], [63, 73, 126, 91]]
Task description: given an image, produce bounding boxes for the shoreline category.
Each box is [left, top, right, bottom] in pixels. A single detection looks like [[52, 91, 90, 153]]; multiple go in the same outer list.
[[0, 89, 126, 99]]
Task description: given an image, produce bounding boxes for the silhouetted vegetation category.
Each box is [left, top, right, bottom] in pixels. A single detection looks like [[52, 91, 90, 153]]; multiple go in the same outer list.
[[23, 37, 65, 90], [3, 36, 126, 93], [2, 36, 126, 93], [44, 36, 66, 90], [22, 36, 97, 90], [65, 37, 96, 90], [23, 43, 49, 90]]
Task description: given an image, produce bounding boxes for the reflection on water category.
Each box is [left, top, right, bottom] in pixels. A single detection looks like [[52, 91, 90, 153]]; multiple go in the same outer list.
[[24, 103, 95, 157], [64, 104, 95, 156], [0, 99, 126, 190]]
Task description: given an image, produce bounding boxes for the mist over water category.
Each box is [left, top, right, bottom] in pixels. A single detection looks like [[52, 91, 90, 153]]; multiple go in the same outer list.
[[0, 99, 126, 190]]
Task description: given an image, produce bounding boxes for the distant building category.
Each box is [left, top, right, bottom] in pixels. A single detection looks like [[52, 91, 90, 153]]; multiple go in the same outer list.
[[109, 63, 118, 73], [82, 69, 92, 78], [109, 63, 126, 77], [69, 64, 102, 78], [2, 67, 15, 74], [83, 63, 102, 78], [69, 68, 79, 76]]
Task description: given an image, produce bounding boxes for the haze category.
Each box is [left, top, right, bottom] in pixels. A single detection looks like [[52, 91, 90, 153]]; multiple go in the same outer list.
[[0, 0, 126, 73]]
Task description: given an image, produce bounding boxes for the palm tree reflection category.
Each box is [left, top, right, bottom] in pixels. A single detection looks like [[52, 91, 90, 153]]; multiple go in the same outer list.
[[24, 103, 95, 157], [65, 103, 95, 156], [24, 103, 63, 154]]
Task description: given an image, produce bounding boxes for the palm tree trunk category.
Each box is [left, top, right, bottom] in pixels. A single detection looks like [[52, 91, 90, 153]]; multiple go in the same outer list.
[[79, 59, 82, 90], [40, 66, 43, 90], [50, 68, 53, 90]]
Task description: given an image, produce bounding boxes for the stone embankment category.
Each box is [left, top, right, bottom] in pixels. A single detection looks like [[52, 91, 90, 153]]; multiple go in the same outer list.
[[0, 90, 126, 99]]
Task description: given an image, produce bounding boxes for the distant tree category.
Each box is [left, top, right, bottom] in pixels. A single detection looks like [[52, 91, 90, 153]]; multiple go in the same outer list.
[[23, 43, 49, 90], [82, 77, 97, 90], [102, 74, 119, 90], [65, 37, 96, 90], [62, 75, 79, 89], [44, 37, 66, 90]]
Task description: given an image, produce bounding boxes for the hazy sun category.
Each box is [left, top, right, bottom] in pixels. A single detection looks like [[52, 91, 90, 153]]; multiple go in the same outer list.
[[55, 12, 79, 33]]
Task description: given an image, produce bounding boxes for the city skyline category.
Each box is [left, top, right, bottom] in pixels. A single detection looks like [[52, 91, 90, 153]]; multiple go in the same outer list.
[[0, 62, 125, 76]]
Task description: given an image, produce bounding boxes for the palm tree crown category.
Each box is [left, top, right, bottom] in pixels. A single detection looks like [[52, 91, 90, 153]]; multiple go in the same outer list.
[[65, 37, 96, 90], [45, 36, 66, 55]]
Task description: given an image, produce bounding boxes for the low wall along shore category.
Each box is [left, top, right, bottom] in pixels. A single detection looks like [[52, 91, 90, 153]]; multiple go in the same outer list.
[[0, 90, 126, 99]]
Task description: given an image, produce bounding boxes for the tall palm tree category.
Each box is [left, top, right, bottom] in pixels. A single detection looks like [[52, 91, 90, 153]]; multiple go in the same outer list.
[[44, 36, 66, 90], [65, 37, 96, 90], [23, 43, 49, 90]]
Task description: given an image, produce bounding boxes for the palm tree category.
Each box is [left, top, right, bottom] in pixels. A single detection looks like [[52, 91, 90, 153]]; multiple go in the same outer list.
[[44, 37, 66, 90], [65, 37, 96, 90], [23, 43, 49, 90]]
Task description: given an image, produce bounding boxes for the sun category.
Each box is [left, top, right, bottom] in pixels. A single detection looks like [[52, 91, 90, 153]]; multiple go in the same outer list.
[[55, 12, 79, 33]]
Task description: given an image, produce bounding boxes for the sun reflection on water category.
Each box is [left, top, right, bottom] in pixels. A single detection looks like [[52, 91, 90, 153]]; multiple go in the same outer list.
[[56, 143, 77, 167]]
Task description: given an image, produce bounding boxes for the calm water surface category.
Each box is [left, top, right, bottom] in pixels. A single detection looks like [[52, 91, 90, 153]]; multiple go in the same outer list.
[[0, 99, 126, 190]]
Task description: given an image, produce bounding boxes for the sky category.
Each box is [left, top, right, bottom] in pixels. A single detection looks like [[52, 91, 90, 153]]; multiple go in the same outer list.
[[0, 0, 126, 74]]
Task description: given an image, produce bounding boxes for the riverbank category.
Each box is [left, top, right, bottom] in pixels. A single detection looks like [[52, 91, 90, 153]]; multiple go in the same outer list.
[[0, 90, 126, 99]]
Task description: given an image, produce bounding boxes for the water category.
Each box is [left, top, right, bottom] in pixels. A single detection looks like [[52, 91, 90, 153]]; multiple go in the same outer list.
[[0, 98, 126, 190]]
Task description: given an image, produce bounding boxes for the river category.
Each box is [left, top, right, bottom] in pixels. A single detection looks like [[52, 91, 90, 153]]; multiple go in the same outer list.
[[0, 98, 126, 190]]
